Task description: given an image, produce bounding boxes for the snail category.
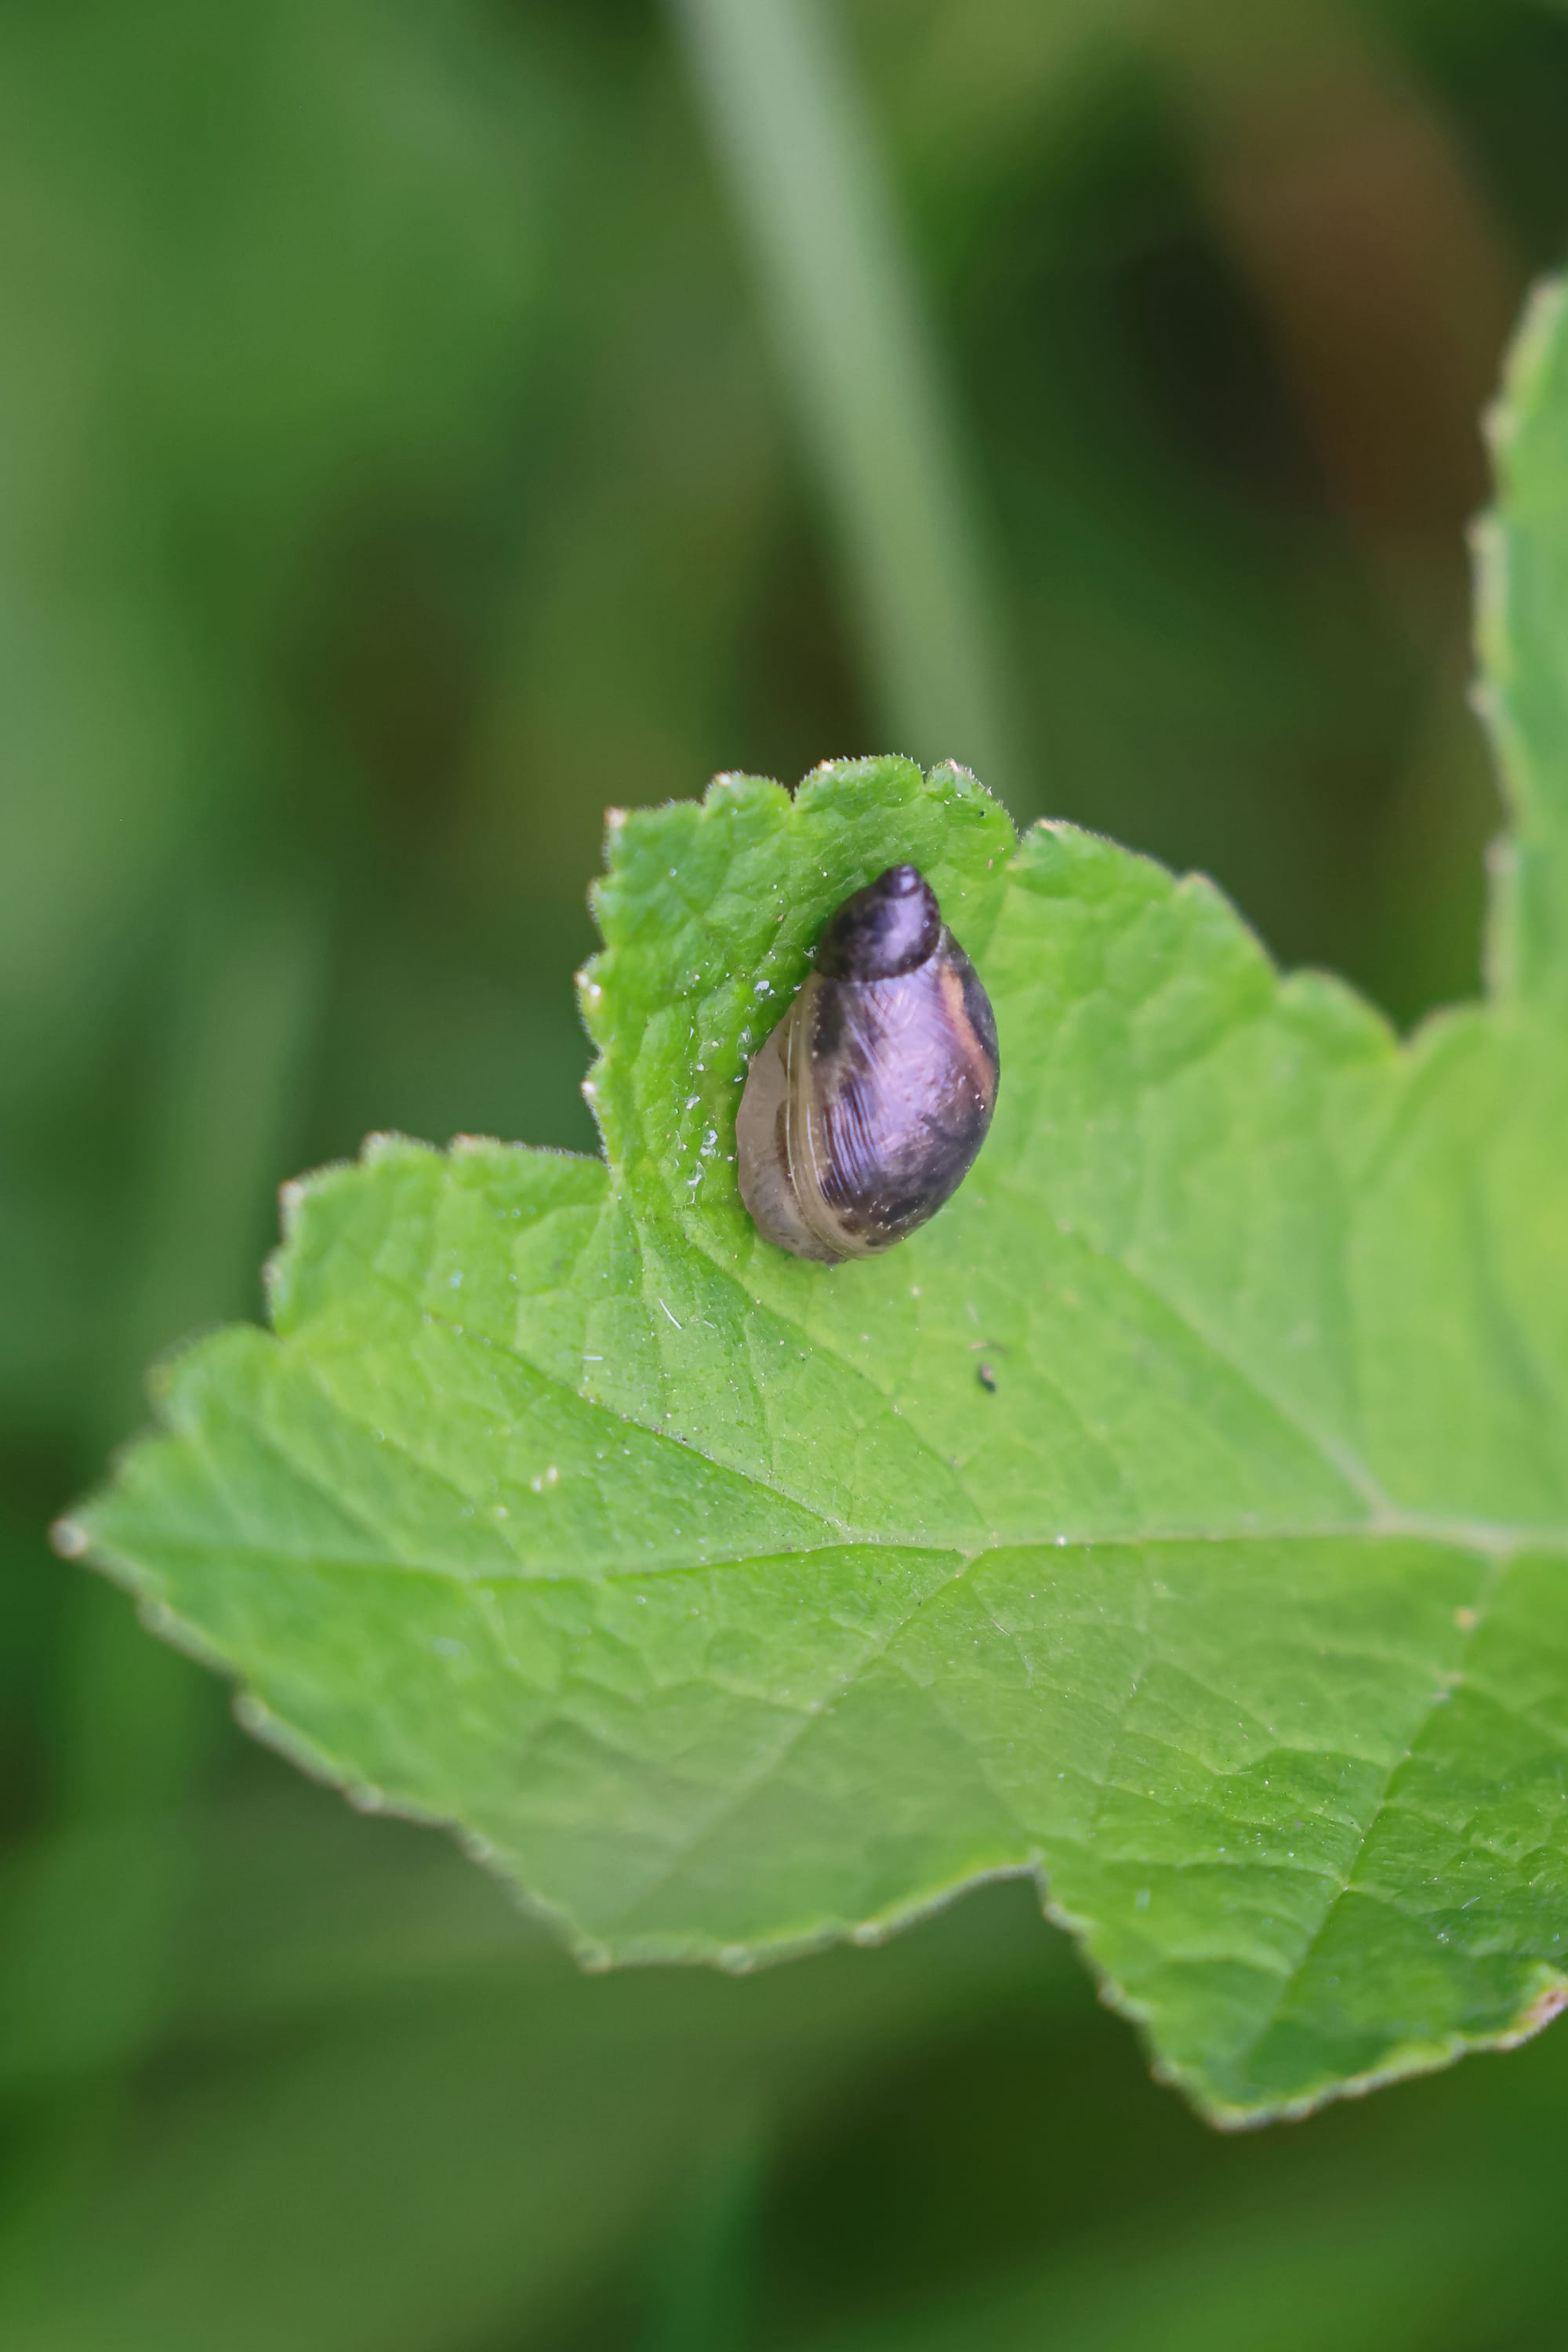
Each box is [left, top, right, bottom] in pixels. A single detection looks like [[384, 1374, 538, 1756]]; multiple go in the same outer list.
[[735, 864, 1000, 1262]]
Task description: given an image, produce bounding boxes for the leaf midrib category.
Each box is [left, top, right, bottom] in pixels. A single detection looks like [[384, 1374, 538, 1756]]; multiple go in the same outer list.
[[293, 1287, 1568, 1569]]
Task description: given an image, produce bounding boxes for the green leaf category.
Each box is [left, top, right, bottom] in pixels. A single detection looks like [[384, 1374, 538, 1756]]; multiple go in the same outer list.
[[68, 287, 1568, 2125]]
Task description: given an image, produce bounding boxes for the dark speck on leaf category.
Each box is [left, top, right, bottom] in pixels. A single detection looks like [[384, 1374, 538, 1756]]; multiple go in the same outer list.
[[976, 1362, 997, 1394]]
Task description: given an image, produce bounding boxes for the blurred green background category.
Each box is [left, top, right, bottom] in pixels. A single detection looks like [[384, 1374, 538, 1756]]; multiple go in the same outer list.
[[5, 0, 1568, 2343]]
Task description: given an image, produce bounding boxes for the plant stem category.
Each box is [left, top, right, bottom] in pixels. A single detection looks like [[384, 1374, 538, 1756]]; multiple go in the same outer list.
[[668, 0, 1025, 803]]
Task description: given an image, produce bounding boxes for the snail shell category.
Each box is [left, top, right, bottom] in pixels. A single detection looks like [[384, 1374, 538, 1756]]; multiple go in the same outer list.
[[735, 864, 1000, 1262]]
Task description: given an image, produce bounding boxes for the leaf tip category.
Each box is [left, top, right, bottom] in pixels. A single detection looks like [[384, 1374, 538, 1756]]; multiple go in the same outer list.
[[1486, 271, 1567, 466], [277, 1176, 308, 1245], [1496, 1973, 1568, 2050], [49, 1513, 90, 1561], [362, 1129, 425, 1167]]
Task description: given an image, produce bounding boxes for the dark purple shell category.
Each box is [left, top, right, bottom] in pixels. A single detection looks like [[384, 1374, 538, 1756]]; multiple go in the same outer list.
[[736, 867, 999, 1262]]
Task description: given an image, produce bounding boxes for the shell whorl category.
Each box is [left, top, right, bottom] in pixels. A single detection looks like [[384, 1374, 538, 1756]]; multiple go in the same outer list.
[[735, 867, 999, 1263]]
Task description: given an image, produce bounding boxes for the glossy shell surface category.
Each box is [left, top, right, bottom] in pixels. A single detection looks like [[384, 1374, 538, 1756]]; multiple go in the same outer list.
[[735, 866, 999, 1262]]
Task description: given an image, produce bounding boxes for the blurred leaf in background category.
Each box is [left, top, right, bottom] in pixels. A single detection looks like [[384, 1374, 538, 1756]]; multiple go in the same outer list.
[[5, 0, 1568, 2345]]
